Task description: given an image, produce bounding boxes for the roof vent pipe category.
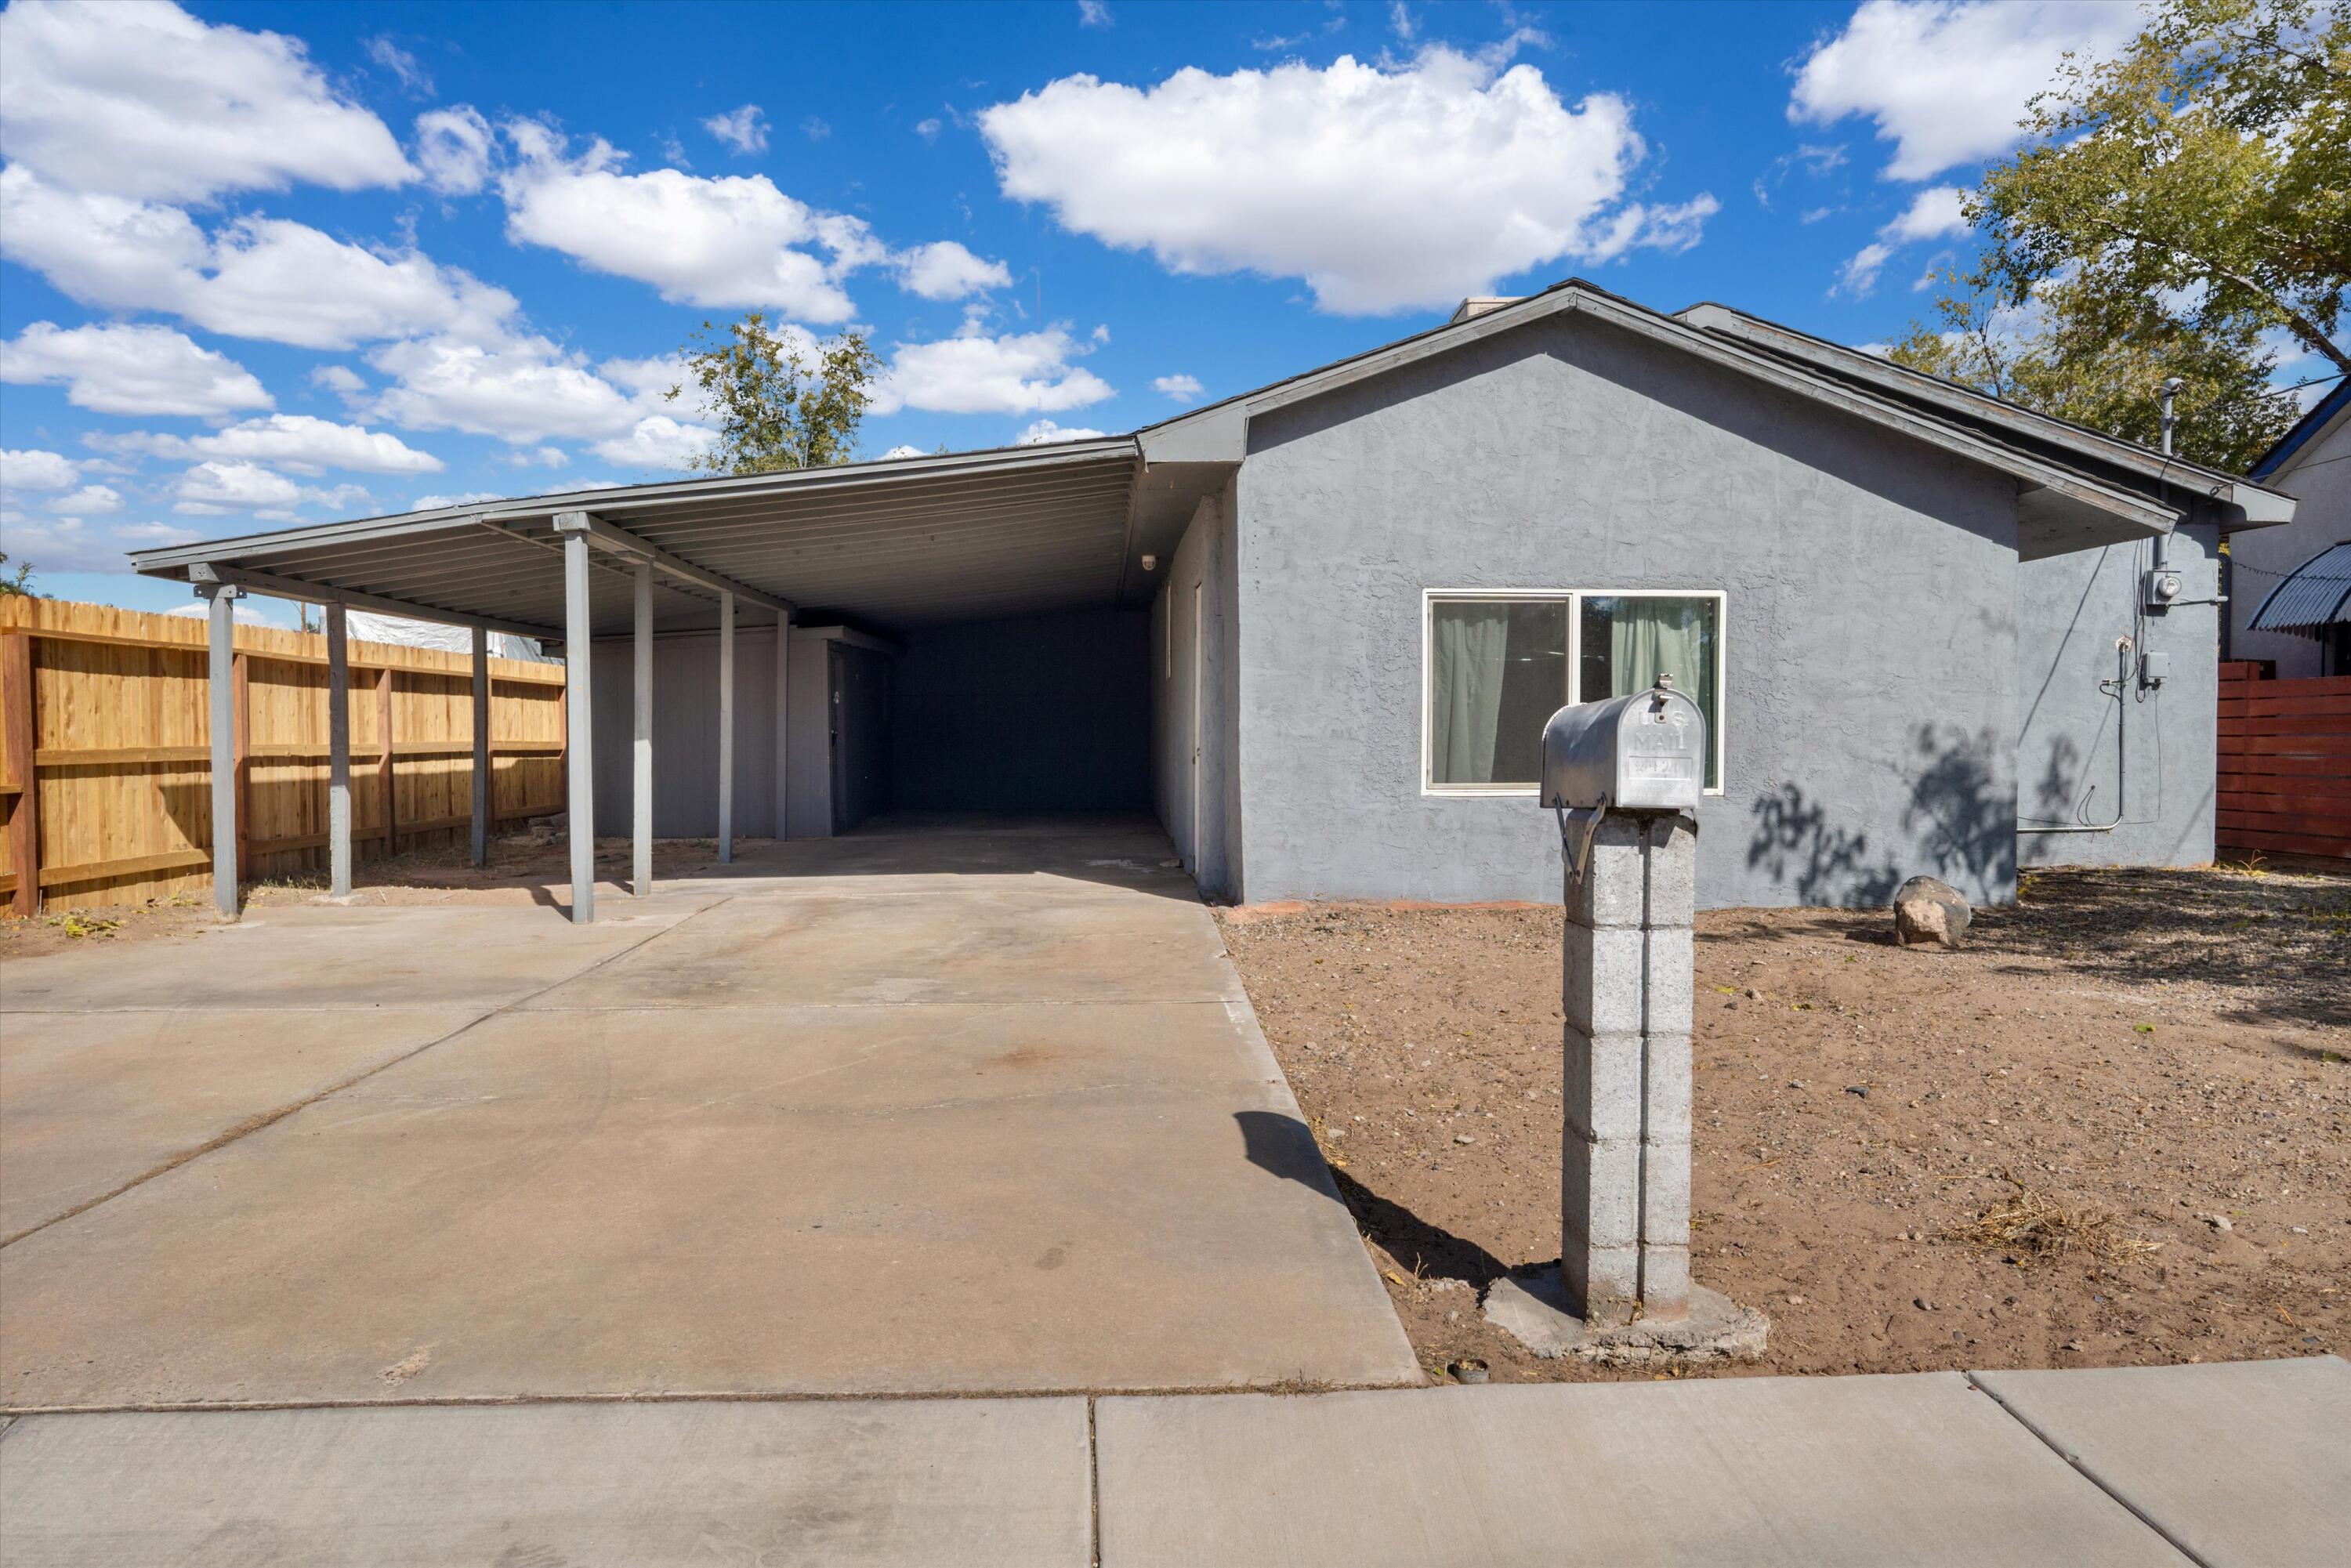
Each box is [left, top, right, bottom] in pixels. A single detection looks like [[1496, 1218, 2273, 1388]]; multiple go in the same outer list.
[[2155, 376, 2184, 571]]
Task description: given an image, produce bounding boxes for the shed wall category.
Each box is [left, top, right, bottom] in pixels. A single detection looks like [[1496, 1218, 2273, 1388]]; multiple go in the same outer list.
[[1230, 310, 2023, 908], [1150, 487, 1243, 899]]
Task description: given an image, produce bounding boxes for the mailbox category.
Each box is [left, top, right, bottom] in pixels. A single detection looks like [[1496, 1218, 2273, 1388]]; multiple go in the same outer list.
[[1541, 677, 1706, 813]]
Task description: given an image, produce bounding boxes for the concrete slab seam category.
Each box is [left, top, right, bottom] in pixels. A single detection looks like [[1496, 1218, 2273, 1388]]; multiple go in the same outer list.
[[0, 896, 739, 1253], [1087, 1397, 1103, 1568], [1963, 1370, 2213, 1568]]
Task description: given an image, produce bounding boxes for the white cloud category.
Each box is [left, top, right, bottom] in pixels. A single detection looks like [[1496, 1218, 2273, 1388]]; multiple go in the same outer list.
[[978, 48, 1716, 315], [1017, 419, 1110, 444], [498, 123, 870, 320], [1078, 0, 1113, 26], [45, 483, 123, 515], [915, 118, 944, 140], [364, 334, 687, 446], [1835, 185, 1973, 296], [0, 0, 413, 201], [173, 461, 302, 512], [4, 513, 206, 574], [1791, 1, 2144, 181], [0, 449, 79, 492], [874, 324, 1115, 415], [364, 34, 432, 96], [1153, 373, 1204, 402], [703, 104, 771, 154], [89, 415, 445, 476], [881, 444, 926, 459], [415, 106, 495, 195], [311, 364, 370, 402], [0, 165, 519, 350], [0, 321, 272, 416], [505, 446, 569, 469], [896, 241, 1016, 300], [411, 491, 505, 511], [592, 416, 718, 471]]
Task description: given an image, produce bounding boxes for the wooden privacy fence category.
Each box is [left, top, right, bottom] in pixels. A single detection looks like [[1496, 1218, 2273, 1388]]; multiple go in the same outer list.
[[1, 596, 569, 914], [2218, 660, 2351, 861]]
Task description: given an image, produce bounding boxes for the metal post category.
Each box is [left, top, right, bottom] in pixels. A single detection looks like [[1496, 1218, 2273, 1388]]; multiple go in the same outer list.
[[561, 523, 596, 923], [201, 583, 241, 917], [632, 563, 653, 896], [773, 608, 791, 842], [470, 624, 490, 867], [717, 588, 734, 864], [326, 601, 352, 897]]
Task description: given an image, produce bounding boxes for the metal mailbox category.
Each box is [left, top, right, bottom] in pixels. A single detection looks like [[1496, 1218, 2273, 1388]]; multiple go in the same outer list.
[[1540, 677, 1706, 813]]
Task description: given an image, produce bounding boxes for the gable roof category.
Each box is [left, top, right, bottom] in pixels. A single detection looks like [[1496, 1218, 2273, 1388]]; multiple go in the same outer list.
[[2251, 378, 2351, 481], [1139, 278, 2296, 560]]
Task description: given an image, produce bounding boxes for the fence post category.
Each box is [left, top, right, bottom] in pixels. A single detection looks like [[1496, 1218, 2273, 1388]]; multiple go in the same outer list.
[[231, 649, 252, 882], [5, 631, 38, 918]]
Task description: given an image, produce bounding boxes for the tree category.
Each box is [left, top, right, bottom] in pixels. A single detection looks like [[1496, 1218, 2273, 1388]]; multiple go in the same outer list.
[[667, 311, 882, 475], [0, 552, 33, 597], [1891, 0, 2346, 470]]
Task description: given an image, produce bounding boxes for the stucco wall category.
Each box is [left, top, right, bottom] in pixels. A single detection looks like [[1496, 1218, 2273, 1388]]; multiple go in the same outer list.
[[891, 608, 1150, 811], [1150, 491, 1243, 899], [2228, 406, 2349, 677], [1229, 310, 2025, 909], [2017, 527, 2219, 869]]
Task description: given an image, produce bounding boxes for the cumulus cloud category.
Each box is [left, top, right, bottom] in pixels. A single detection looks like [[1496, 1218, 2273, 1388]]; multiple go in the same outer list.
[[895, 241, 1016, 300], [702, 104, 770, 154], [7, 514, 202, 574], [0, 321, 272, 417], [1016, 419, 1110, 444], [0, 165, 518, 350], [978, 47, 1717, 314], [873, 324, 1115, 415], [366, 335, 646, 443], [1153, 373, 1204, 402], [87, 415, 445, 476], [498, 122, 870, 320], [365, 34, 433, 96], [45, 483, 123, 515], [411, 491, 505, 511], [0, 0, 413, 201], [1835, 184, 1972, 295], [0, 449, 80, 492], [881, 444, 926, 459], [311, 364, 370, 403], [592, 415, 718, 471], [169, 460, 369, 516], [1791, 0, 2143, 181], [415, 106, 495, 195]]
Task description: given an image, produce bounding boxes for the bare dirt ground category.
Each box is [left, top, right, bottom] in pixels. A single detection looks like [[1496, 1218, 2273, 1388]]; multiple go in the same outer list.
[[0, 834, 734, 960], [1220, 864, 2350, 1384]]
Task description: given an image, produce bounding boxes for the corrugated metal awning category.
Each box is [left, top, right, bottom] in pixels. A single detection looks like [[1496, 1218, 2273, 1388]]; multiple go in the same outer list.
[[130, 440, 1153, 639], [2248, 540, 2351, 634]]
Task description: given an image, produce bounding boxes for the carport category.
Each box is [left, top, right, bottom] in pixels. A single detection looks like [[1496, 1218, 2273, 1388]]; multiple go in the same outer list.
[[130, 440, 1224, 922]]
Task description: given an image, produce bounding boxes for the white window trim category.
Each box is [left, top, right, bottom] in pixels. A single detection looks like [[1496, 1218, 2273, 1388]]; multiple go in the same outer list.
[[1419, 587, 1728, 798]]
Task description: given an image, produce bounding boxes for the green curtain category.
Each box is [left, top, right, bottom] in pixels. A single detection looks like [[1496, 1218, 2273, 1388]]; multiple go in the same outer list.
[[1431, 604, 1509, 784], [1603, 598, 1718, 788]]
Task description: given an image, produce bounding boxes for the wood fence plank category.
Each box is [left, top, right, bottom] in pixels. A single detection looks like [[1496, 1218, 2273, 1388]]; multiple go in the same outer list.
[[4, 632, 38, 918]]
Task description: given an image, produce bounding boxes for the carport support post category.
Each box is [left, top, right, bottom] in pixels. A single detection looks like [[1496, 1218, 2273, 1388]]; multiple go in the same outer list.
[[632, 563, 653, 896], [326, 601, 352, 898], [470, 625, 490, 867], [773, 608, 791, 842], [556, 515, 595, 924], [200, 581, 241, 918], [1562, 812, 1694, 1326], [717, 588, 734, 864]]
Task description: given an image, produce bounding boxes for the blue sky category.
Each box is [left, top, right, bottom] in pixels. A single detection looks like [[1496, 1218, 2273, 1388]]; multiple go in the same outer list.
[[5, 0, 2272, 621]]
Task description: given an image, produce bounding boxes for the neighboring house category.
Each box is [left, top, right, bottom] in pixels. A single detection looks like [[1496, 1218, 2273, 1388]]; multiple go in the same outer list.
[[131, 280, 2296, 911], [2226, 381, 2351, 677]]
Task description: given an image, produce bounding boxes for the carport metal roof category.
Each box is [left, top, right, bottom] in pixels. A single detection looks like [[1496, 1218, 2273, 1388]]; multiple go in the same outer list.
[[132, 439, 1150, 640]]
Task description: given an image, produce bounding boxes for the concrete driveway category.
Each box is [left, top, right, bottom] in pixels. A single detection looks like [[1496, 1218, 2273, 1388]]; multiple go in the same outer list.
[[0, 815, 1416, 1407]]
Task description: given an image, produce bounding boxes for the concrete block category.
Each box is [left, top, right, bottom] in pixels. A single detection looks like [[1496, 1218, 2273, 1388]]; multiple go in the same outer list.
[[1563, 1129, 1641, 1251], [1562, 1243, 1642, 1328], [1638, 1244, 1692, 1320], [1640, 814, 1697, 928], [1563, 923, 1646, 1035], [1642, 1031, 1693, 1144], [1563, 816, 1646, 928], [1640, 1135, 1691, 1247], [1641, 928, 1693, 1035], [1562, 1027, 1644, 1143]]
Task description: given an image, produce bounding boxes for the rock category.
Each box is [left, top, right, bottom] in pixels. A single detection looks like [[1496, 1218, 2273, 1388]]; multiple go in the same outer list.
[[2201, 1213, 2233, 1233], [1893, 875, 1972, 949]]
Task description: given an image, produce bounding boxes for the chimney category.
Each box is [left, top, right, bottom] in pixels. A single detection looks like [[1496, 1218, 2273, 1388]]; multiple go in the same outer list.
[[1449, 296, 1521, 325]]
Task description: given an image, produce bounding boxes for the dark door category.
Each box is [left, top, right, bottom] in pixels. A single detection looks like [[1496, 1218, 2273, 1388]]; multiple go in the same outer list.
[[828, 643, 891, 832]]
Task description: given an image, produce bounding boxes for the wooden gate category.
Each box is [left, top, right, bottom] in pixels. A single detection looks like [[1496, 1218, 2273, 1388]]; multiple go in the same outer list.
[[2218, 661, 2351, 861]]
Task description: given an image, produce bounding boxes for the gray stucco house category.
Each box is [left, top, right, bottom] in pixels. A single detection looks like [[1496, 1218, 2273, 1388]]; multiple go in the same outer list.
[[132, 280, 2298, 913], [2225, 381, 2349, 678]]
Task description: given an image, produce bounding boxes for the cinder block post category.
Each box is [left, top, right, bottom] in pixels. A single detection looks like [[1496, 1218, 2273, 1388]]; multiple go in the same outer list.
[[1561, 810, 1695, 1326]]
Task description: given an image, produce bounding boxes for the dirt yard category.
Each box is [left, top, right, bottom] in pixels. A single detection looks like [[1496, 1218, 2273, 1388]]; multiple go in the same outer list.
[[0, 834, 734, 960], [1220, 864, 2350, 1383]]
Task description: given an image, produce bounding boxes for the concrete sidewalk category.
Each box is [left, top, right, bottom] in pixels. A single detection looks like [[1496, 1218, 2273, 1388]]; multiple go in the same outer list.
[[2, 1357, 2342, 1566]]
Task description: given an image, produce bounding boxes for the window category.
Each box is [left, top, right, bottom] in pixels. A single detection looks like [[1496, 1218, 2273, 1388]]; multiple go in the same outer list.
[[1423, 590, 1723, 793]]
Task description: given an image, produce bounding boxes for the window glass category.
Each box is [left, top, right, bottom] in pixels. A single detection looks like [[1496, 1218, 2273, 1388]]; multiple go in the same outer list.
[[1429, 599, 1568, 785], [1580, 596, 1719, 788]]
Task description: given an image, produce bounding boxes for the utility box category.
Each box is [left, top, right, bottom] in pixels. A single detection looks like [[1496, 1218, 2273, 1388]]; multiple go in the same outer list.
[[1541, 683, 1706, 813]]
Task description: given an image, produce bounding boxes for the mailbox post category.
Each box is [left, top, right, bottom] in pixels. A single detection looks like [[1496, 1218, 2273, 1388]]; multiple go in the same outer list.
[[1541, 676, 1703, 1327]]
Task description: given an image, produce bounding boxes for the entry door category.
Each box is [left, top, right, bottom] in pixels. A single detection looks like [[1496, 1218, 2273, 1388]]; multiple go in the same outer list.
[[828, 643, 891, 834]]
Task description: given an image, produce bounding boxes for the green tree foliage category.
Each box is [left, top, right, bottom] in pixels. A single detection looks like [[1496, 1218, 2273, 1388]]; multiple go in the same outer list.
[[0, 552, 34, 597], [668, 311, 882, 474], [1891, 0, 2346, 471]]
